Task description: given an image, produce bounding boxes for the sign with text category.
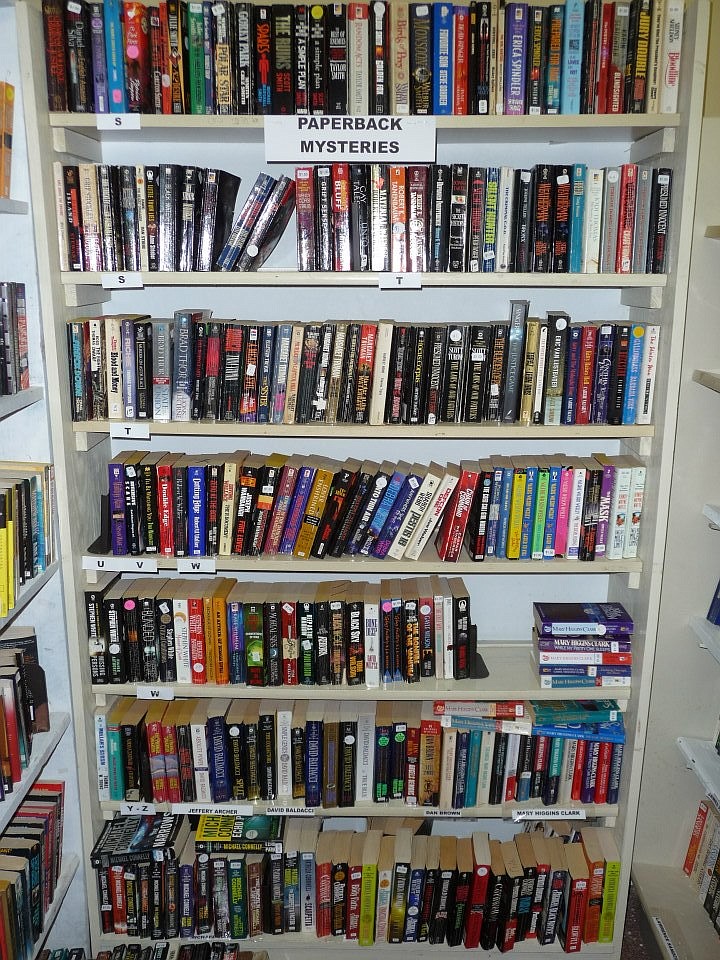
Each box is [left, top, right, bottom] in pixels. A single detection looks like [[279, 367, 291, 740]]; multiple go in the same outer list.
[[264, 115, 437, 163]]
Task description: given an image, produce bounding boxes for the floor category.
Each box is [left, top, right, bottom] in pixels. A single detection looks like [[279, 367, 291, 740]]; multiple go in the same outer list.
[[622, 882, 665, 960]]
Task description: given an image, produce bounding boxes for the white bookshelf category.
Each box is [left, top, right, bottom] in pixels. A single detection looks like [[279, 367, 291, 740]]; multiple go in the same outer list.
[[677, 737, 720, 808], [0, 197, 28, 214], [689, 614, 720, 664], [0, 562, 58, 634], [31, 855, 81, 960], [0, 386, 42, 421], [0, 712, 70, 832]]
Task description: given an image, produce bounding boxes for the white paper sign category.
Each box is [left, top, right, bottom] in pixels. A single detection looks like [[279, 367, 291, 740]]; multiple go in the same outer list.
[[264, 115, 437, 163], [110, 422, 151, 440], [176, 557, 217, 574], [378, 272, 423, 290], [96, 113, 142, 131], [101, 272, 144, 289], [136, 686, 175, 701], [512, 808, 588, 822], [82, 555, 159, 573]]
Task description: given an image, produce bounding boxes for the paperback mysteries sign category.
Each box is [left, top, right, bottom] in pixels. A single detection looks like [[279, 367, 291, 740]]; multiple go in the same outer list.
[[264, 115, 437, 163]]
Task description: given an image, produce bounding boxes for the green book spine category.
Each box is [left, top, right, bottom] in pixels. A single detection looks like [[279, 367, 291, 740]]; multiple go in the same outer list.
[[187, 2, 206, 114], [228, 857, 249, 939], [532, 466, 550, 559]]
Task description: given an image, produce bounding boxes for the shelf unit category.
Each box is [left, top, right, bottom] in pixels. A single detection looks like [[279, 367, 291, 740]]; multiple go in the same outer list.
[[692, 368, 720, 393], [0, 197, 28, 214], [0, 562, 59, 633], [0, 385, 43, 421], [0, 712, 70, 832], [14, 0, 709, 955], [677, 737, 720, 808], [32, 855, 81, 960]]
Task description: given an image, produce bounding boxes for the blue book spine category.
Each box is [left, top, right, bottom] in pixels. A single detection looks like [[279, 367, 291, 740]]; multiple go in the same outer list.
[[89, 4, 109, 113], [452, 729, 470, 808], [482, 166, 499, 272], [216, 174, 276, 271], [621, 325, 645, 424], [545, 4, 563, 112], [305, 719, 324, 807], [34, 479, 46, 573], [403, 867, 426, 942], [279, 466, 316, 554], [503, 3, 528, 115], [530, 721, 626, 743], [187, 465, 207, 556], [432, 3, 454, 114], [179, 862, 195, 937], [109, 460, 128, 555], [373, 472, 422, 559], [203, 1, 215, 114], [464, 729, 483, 808], [519, 465, 538, 560], [270, 324, 293, 424], [207, 714, 231, 802], [560, 0, 584, 114], [172, 311, 194, 421], [569, 164, 586, 273], [543, 464, 562, 558], [361, 469, 407, 555], [707, 577, 720, 624], [561, 326, 582, 424], [256, 324, 276, 424], [591, 325, 616, 424], [606, 742, 624, 804], [485, 465, 505, 557], [103, 0, 128, 112], [496, 466, 515, 558], [121, 317, 137, 419], [227, 601, 246, 684]]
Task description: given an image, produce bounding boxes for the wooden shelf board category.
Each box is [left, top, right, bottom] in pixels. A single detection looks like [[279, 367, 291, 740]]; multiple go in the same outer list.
[[0, 562, 59, 634], [702, 503, 720, 528], [677, 737, 720, 808], [704, 226, 720, 239], [692, 369, 720, 393], [0, 712, 70, 834], [0, 197, 28, 214], [632, 862, 720, 960], [72, 419, 655, 442], [0, 387, 43, 422], [689, 615, 720, 664], [31, 854, 80, 960], [61, 270, 667, 290], [82, 551, 642, 576]]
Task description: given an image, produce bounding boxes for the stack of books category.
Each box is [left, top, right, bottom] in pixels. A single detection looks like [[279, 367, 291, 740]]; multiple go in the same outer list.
[[532, 601, 634, 689], [89, 813, 622, 950], [682, 796, 720, 929], [0, 282, 29, 398]]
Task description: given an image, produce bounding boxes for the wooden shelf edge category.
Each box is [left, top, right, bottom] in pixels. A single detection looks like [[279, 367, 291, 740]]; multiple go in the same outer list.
[[692, 369, 720, 393], [31, 854, 81, 960], [702, 503, 720, 528], [0, 562, 60, 635], [0, 387, 43, 422], [0, 197, 29, 215], [0, 712, 71, 834], [632, 862, 720, 960], [704, 226, 720, 239], [677, 737, 720, 808]]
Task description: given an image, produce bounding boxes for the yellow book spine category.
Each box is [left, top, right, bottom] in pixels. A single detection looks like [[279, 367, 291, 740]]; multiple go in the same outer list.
[[519, 319, 540, 426], [597, 858, 621, 942], [293, 468, 334, 558], [213, 595, 229, 685], [358, 864, 378, 946], [506, 469, 527, 559], [202, 594, 216, 684], [0, 522, 7, 617]]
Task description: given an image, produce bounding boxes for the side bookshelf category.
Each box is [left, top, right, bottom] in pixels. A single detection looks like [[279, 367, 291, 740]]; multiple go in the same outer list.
[[15, 1, 709, 958]]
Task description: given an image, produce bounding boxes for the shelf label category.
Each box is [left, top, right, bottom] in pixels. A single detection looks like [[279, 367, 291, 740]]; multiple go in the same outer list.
[[101, 272, 144, 289], [136, 685, 175, 701], [96, 113, 142, 131], [378, 272, 423, 290], [110, 422, 151, 440], [82, 555, 159, 573], [120, 802, 156, 815], [264, 115, 436, 163], [511, 808, 588, 822], [266, 806, 316, 817], [424, 809, 462, 817], [176, 557, 217, 574], [171, 803, 254, 816]]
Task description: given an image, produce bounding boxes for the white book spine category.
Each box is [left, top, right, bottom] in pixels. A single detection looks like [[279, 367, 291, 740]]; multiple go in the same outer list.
[[442, 591, 454, 680], [355, 706, 376, 802], [152, 320, 172, 422], [599, 167, 621, 273], [565, 466, 587, 560], [53, 161, 70, 273], [558, 737, 578, 804], [635, 325, 660, 425], [135, 164, 149, 272], [79, 162, 103, 271], [533, 323, 549, 423], [607, 465, 633, 559], [495, 166, 516, 272], [581, 169, 604, 273], [300, 852, 317, 933], [659, 0, 683, 113], [404, 473, 459, 560], [390, 1, 411, 114], [438, 727, 457, 810], [368, 320, 394, 425], [105, 316, 123, 420], [173, 595, 192, 683], [95, 710, 110, 801], [387, 470, 441, 559], [276, 706, 293, 799], [348, 4, 370, 114], [363, 594, 380, 688], [623, 465, 646, 558], [191, 720, 212, 802], [646, 0, 666, 113], [433, 587, 445, 682], [475, 730, 495, 807]]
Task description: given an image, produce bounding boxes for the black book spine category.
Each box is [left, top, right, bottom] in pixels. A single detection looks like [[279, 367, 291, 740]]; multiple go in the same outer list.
[[532, 163, 555, 272], [156, 594, 176, 683], [297, 600, 316, 684], [647, 167, 672, 274], [429, 164, 451, 272], [327, 2, 348, 113], [272, 4, 295, 114], [135, 320, 153, 420], [409, 3, 432, 114], [425, 324, 448, 424], [235, 2, 254, 114], [191, 320, 207, 420], [337, 322, 361, 424], [178, 166, 201, 273], [294, 4, 310, 113], [464, 324, 492, 422], [158, 164, 180, 272], [140, 594, 160, 682], [309, 3, 327, 114], [254, 5, 273, 113], [407, 164, 429, 272], [408, 325, 429, 424], [104, 595, 127, 683], [295, 323, 322, 424], [385, 324, 409, 425], [119, 164, 140, 271], [350, 164, 371, 271], [552, 165, 572, 273], [64, 165, 85, 272], [65, 0, 94, 112], [258, 710, 277, 800], [370, 0, 388, 113], [526, 6, 548, 114], [145, 166, 160, 272], [314, 598, 332, 685], [514, 169, 535, 272], [448, 164, 470, 272], [328, 469, 374, 557]]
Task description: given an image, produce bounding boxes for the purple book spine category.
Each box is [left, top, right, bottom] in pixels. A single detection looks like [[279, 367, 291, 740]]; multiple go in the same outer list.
[[109, 460, 128, 555], [536, 635, 632, 653], [372, 472, 422, 559], [278, 466, 316, 554], [606, 742, 624, 804], [580, 739, 600, 803], [89, 4, 109, 113], [591, 325, 616, 424], [503, 3, 528, 115], [227, 600, 246, 684], [594, 463, 615, 558]]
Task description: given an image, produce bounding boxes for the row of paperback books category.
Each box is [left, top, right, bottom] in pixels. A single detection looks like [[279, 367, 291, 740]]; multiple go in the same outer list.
[[90, 813, 621, 950], [102, 449, 646, 563], [89, 950, 267, 960], [85, 574, 480, 686], [532, 601, 634, 690], [0, 283, 29, 399], [295, 162, 672, 275], [43, 0, 683, 117], [682, 795, 720, 934], [66, 308, 661, 427], [94, 693, 625, 808], [0, 83, 13, 202], [0, 780, 66, 960], [0, 463, 56, 620]]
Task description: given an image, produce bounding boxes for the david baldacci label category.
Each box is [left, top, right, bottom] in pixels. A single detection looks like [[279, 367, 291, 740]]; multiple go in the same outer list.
[[265, 115, 437, 163]]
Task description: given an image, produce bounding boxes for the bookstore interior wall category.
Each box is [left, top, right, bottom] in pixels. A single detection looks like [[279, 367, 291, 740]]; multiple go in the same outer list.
[[11, 0, 713, 955], [0, 2, 87, 950]]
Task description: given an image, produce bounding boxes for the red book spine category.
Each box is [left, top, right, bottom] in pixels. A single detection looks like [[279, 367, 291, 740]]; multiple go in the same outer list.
[[188, 595, 207, 684], [149, 7, 164, 112], [407, 165, 429, 272], [563, 877, 588, 952], [434, 468, 479, 561], [240, 327, 260, 422], [353, 322, 378, 424], [295, 166, 317, 271], [684, 800, 710, 875], [405, 722, 421, 804], [345, 862, 363, 940], [453, 8, 469, 114], [157, 465, 175, 556], [571, 738, 588, 800], [42, 0, 69, 110], [110, 864, 128, 934], [389, 165, 408, 272], [593, 739, 613, 804], [281, 599, 299, 685], [158, 0, 172, 114], [332, 163, 352, 271], [0, 689, 22, 783], [316, 860, 333, 938], [532, 734, 549, 795], [464, 861, 491, 948], [265, 465, 300, 555], [615, 163, 637, 273], [596, 3, 615, 113], [161, 716, 182, 803], [123, 1, 152, 112], [575, 324, 598, 425], [146, 716, 168, 802]]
